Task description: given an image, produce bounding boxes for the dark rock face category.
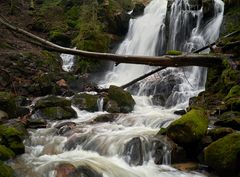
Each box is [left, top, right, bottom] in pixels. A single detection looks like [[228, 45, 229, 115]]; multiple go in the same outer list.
[[123, 137, 143, 166], [69, 165, 103, 177], [132, 3, 145, 17]]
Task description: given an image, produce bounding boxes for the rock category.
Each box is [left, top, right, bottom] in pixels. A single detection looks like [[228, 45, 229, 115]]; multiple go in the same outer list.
[[218, 111, 240, 120], [55, 122, 76, 136], [0, 161, 14, 177], [49, 31, 71, 47], [166, 109, 208, 146], [72, 93, 99, 112], [94, 114, 117, 122], [0, 145, 15, 161], [172, 162, 199, 171], [202, 0, 215, 22], [174, 110, 186, 115], [56, 163, 76, 177], [34, 106, 76, 120], [0, 125, 25, 155], [208, 127, 235, 141], [224, 85, 240, 111], [105, 100, 120, 113], [132, 3, 145, 17], [123, 137, 143, 166], [204, 132, 240, 176], [69, 165, 103, 177], [56, 79, 68, 88], [153, 135, 187, 164], [214, 118, 240, 130], [27, 118, 47, 129], [108, 85, 135, 113], [35, 96, 71, 109]]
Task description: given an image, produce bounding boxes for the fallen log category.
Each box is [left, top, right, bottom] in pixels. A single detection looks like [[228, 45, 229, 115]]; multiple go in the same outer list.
[[0, 16, 224, 67]]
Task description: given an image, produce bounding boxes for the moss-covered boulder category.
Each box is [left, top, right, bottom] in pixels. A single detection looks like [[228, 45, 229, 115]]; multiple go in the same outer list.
[[108, 85, 135, 113], [214, 118, 240, 130], [204, 132, 240, 177], [35, 106, 76, 120], [166, 109, 209, 145], [72, 93, 99, 112], [35, 96, 71, 109], [224, 85, 240, 111], [105, 100, 120, 113], [94, 113, 118, 122], [0, 161, 14, 177], [0, 125, 25, 155], [0, 145, 15, 161]]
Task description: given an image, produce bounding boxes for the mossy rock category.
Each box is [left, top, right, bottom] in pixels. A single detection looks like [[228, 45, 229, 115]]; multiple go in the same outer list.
[[0, 145, 15, 161], [72, 93, 99, 112], [204, 132, 240, 176], [36, 106, 76, 120], [218, 111, 240, 120], [166, 50, 182, 55], [208, 127, 235, 141], [94, 113, 117, 122], [49, 31, 71, 47], [0, 111, 8, 123], [105, 100, 120, 113], [225, 85, 240, 100], [166, 109, 208, 145], [0, 161, 14, 177], [35, 96, 71, 109], [108, 85, 135, 113], [0, 125, 25, 155]]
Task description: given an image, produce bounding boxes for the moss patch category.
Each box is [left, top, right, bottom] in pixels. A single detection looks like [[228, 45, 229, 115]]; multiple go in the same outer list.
[[166, 50, 182, 55], [0, 161, 14, 177], [72, 93, 99, 112], [0, 145, 15, 161]]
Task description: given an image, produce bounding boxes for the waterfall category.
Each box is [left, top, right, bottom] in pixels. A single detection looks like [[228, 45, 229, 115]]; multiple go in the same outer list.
[[60, 53, 75, 72], [10, 0, 224, 176]]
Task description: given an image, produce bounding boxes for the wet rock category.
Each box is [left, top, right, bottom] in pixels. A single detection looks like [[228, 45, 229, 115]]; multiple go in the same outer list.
[[153, 135, 187, 164], [0, 145, 15, 161], [0, 110, 8, 123], [123, 137, 143, 166], [204, 132, 240, 177], [202, 0, 215, 22], [208, 127, 235, 141], [64, 135, 88, 150], [49, 31, 71, 47], [0, 161, 14, 177], [166, 109, 208, 146], [174, 110, 186, 115], [55, 122, 76, 136], [107, 85, 135, 113], [94, 114, 118, 122], [132, 3, 145, 17], [172, 162, 199, 171], [214, 118, 240, 130], [69, 165, 103, 177], [105, 100, 120, 113], [56, 163, 76, 177], [34, 106, 76, 120], [218, 111, 240, 120], [27, 118, 47, 129], [35, 96, 71, 109], [72, 93, 99, 112]]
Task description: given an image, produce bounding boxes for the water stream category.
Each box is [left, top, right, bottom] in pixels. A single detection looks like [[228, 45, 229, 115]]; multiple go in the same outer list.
[[10, 0, 224, 176]]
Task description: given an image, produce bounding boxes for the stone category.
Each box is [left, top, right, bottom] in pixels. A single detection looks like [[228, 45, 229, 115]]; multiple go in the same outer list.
[[208, 127, 235, 141], [27, 118, 47, 129], [108, 85, 135, 113], [166, 109, 209, 146], [0, 110, 8, 123], [214, 118, 240, 130], [56, 163, 76, 177], [35, 96, 71, 109], [94, 114, 117, 122], [72, 93, 99, 112], [132, 3, 145, 17], [123, 137, 143, 166], [0, 145, 15, 161], [204, 132, 240, 176], [69, 165, 103, 177], [0, 161, 14, 177], [105, 100, 120, 113]]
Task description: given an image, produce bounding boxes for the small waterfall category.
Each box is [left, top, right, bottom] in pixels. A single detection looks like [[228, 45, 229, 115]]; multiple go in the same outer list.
[[60, 53, 75, 72], [97, 97, 104, 112]]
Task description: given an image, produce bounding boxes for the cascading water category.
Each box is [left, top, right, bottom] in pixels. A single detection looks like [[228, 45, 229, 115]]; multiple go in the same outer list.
[[10, 0, 224, 176]]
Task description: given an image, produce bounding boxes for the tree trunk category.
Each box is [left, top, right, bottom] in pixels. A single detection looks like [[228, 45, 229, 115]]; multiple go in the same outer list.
[[0, 16, 225, 67]]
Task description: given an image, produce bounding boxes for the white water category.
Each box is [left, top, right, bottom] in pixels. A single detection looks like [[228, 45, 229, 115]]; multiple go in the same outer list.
[[60, 53, 75, 72], [10, 0, 224, 176]]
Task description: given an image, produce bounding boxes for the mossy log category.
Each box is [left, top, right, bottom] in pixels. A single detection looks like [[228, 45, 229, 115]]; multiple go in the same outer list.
[[0, 16, 225, 67]]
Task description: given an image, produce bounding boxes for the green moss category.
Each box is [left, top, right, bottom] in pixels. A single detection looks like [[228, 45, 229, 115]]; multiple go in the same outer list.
[[166, 109, 209, 145], [40, 106, 76, 120], [208, 127, 235, 141], [225, 85, 240, 100], [166, 50, 182, 55], [72, 93, 99, 112], [0, 161, 14, 177], [204, 132, 240, 176], [0, 145, 15, 161], [35, 96, 71, 109], [108, 85, 135, 113]]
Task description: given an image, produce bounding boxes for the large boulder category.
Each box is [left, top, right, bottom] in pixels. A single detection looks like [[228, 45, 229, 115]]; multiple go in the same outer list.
[[0, 145, 15, 161], [166, 109, 208, 146], [72, 93, 99, 112], [107, 85, 135, 113], [208, 127, 235, 141], [204, 132, 240, 177]]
